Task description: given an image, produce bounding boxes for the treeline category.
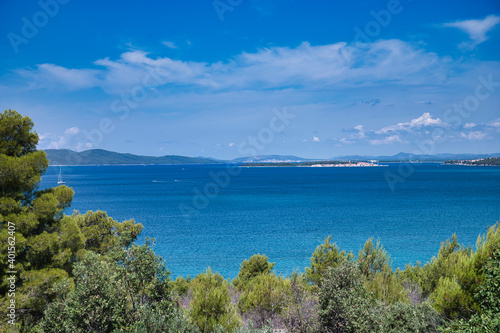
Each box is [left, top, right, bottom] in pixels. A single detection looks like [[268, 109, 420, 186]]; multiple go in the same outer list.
[[1, 110, 500, 332], [445, 157, 500, 166]]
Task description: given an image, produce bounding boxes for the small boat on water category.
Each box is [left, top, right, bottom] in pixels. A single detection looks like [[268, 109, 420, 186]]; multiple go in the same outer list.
[[57, 167, 65, 184]]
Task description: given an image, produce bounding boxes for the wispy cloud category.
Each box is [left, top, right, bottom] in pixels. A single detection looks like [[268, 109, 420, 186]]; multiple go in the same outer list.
[[369, 135, 404, 145], [339, 113, 500, 146], [339, 113, 448, 146], [376, 113, 446, 134], [17, 64, 100, 91], [14, 39, 448, 94], [460, 131, 487, 140], [442, 14, 500, 48], [161, 41, 178, 49], [490, 118, 500, 128]]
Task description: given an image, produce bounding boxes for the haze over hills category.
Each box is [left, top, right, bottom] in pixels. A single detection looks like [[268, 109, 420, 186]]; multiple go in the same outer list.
[[44, 149, 224, 165], [332, 152, 500, 161], [231, 155, 314, 163], [44, 149, 500, 165]]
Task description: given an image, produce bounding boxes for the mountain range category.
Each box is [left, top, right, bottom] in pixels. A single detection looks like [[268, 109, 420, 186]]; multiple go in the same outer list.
[[44, 149, 500, 165], [44, 149, 222, 165]]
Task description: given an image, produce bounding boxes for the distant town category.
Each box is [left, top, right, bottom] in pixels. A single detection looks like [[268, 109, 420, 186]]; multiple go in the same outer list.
[[241, 161, 388, 167]]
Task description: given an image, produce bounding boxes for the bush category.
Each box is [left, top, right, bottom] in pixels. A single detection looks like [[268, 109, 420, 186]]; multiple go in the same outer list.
[[190, 268, 241, 333], [173, 275, 192, 297], [280, 271, 320, 333], [318, 262, 380, 332], [238, 273, 289, 328], [38, 242, 179, 332], [233, 254, 275, 290], [440, 249, 500, 332], [305, 236, 354, 287], [382, 302, 441, 333]]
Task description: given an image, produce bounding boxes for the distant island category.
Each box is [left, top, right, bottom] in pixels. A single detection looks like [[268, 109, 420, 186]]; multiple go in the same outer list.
[[444, 157, 500, 166], [242, 161, 387, 167], [44, 149, 223, 165], [44, 149, 500, 166]]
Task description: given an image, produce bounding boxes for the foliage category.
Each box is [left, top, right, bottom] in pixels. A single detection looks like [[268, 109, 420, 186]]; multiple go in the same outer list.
[[318, 261, 442, 333], [173, 275, 193, 296], [382, 302, 441, 333], [233, 254, 275, 290], [439, 249, 500, 332], [318, 261, 381, 332], [410, 224, 500, 321], [39, 252, 129, 332], [305, 236, 354, 287], [440, 312, 500, 333], [0, 110, 38, 158], [38, 242, 181, 332], [0, 110, 144, 328], [190, 268, 241, 333], [358, 237, 409, 305], [432, 276, 477, 319], [280, 271, 320, 333], [475, 249, 500, 314], [237, 273, 289, 328], [358, 237, 390, 278]]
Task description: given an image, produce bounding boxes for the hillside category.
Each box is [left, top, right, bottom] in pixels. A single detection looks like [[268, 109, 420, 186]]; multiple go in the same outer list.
[[445, 157, 500, 166], [44, 149, 223, 165]]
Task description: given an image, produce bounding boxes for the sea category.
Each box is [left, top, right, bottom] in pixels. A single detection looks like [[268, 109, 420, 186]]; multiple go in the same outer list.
[[40, 163, 500, 279]]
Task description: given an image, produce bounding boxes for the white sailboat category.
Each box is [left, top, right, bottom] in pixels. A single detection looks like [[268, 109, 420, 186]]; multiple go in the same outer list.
[[57, 167, 65, 184]]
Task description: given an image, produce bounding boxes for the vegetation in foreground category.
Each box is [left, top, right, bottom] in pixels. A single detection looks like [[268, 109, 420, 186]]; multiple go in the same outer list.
[[1, 109, 499, 332]]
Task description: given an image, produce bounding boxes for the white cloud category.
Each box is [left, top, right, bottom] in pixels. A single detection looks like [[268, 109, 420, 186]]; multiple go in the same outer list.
[[339, 138, 355, 144], [460, 131, 487, 140], [369, 135, 404, 145], [18, 64, 99, 91], [313, 136, 320, 142], [442, 15, 500, 48], [46, 135, 65, 149], [16, 39, 448, 94], [38, 129, 94, 151], [161, 41, 178, 49], [377, 113, 446, 134], [354, 125, 365, 138], [64, 127, 80, 135], [228, 142, 235, 147], [490, 118, 500, 128], [464, 122, 476, 128], [339, 113, 450, 146]]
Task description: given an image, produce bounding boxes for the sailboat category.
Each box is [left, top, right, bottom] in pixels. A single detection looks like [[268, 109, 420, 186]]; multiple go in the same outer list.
[[57, 167, 65, 184]]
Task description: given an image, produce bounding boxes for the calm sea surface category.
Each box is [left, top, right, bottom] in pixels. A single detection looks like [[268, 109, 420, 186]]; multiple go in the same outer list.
[[41, 163, 500, 279]]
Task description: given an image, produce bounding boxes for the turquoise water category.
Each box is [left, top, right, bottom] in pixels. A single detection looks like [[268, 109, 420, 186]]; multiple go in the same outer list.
[[41, 163, 500, 279]]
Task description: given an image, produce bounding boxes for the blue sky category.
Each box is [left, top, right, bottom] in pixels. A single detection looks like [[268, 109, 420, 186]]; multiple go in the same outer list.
[[1, 0, 499, 159]]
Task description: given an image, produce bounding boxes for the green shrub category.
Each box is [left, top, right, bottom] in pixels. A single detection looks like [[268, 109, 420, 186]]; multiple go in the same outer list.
[[382, 302, 441, 333], [173, 275, 193, 296], [190, 268, 241, 333], [440, 249, 500, 332], [318, 262, 381, 332], [38, 242, 178, 332], [359, 238, 409, 305], [280, 271, 320, 333], [233, 254, 275, 290], [237, 273, 289, 327], [305, 236, 354, 287]]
